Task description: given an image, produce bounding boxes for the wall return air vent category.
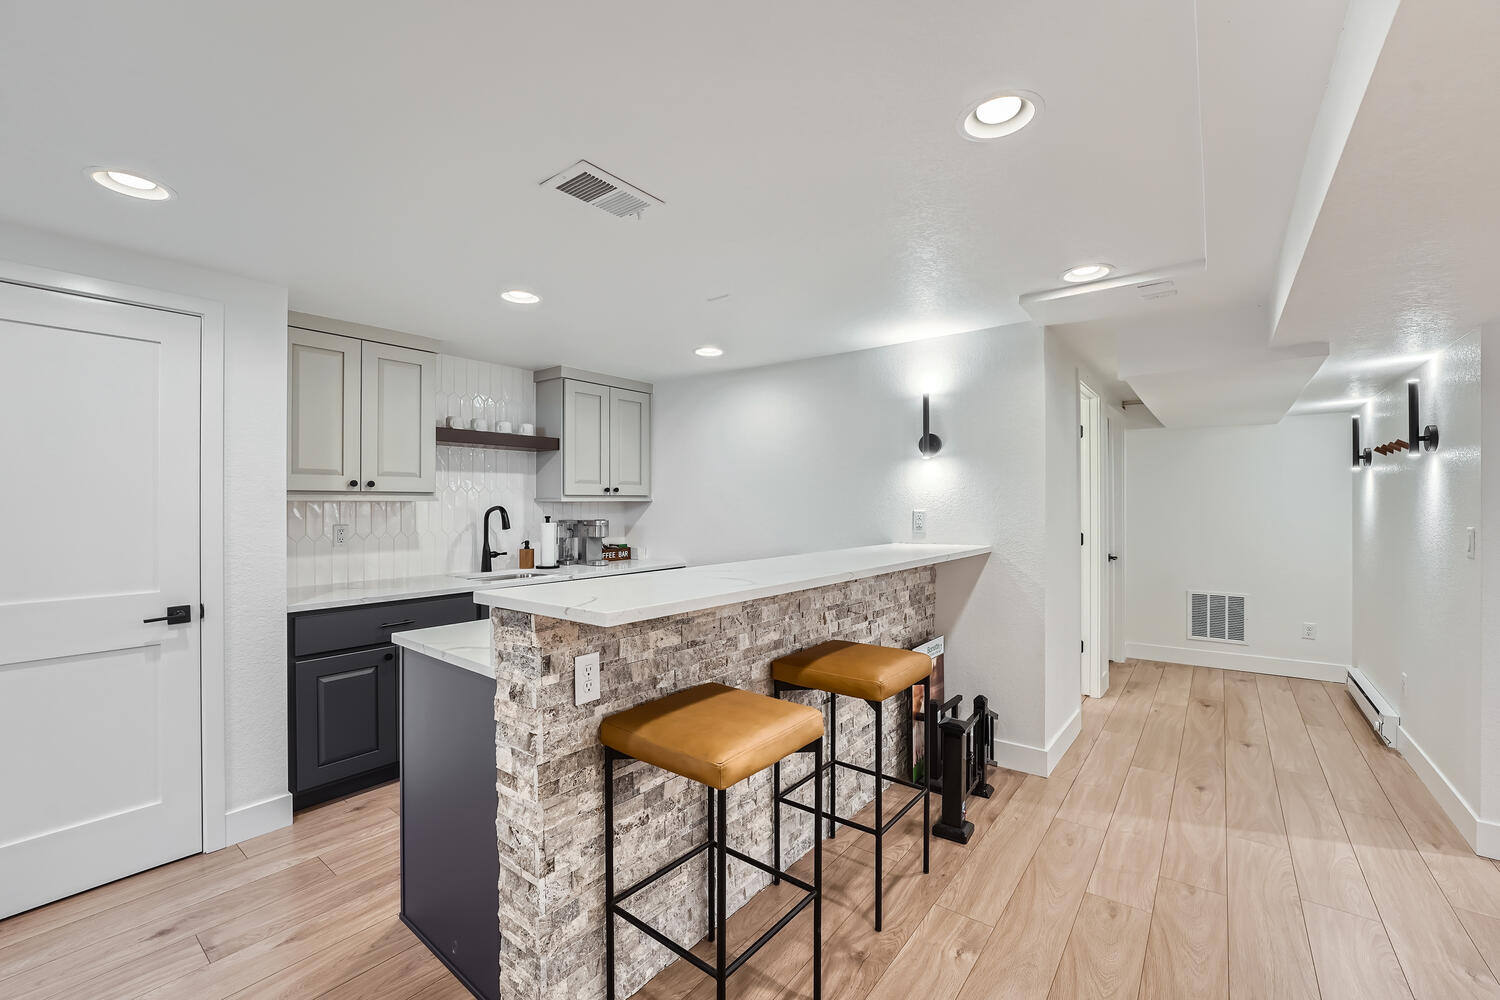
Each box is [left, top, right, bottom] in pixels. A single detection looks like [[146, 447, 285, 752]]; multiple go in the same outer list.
[[1188, 590, 1246, 644], [541, 160, 663, 219]]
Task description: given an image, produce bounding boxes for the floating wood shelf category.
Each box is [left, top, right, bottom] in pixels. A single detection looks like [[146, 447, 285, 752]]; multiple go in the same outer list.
[[435, 427, 560, 452]]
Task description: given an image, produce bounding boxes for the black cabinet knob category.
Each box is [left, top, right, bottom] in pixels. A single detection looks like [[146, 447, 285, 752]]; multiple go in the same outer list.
[[366, 480, 375, 489], [603, 486, 609, 493], [383, 652, 394, 661], [613, 487, 620, 493], [348, 479, 358, 488]]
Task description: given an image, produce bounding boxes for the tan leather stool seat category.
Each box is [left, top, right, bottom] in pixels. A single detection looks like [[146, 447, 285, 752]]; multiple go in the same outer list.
[[600, 683, 825, 790], [772, 640, 932, 702]]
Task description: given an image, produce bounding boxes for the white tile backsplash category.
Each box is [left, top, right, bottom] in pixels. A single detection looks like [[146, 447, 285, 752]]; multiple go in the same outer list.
[[287, 354, 651, 590]]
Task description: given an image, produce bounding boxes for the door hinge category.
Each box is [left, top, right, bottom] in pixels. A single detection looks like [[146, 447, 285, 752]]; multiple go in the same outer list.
[[200, 603, 206, 620]]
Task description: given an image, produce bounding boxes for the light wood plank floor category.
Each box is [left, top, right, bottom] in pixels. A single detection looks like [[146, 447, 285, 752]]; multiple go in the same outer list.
[[4, 661, 1499, 1000]]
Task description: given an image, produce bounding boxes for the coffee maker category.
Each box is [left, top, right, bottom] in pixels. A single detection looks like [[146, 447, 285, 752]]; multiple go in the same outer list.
[[557, 518, 610, 567]]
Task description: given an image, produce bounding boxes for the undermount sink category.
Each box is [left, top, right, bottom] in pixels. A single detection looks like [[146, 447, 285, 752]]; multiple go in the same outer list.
[[462, 570, 549, 582]]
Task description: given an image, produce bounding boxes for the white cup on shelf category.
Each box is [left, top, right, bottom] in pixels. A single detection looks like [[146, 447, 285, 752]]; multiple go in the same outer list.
[[497, 421, 514, 434], [520, 423, 535, 435], [471, 418, 489, 431]]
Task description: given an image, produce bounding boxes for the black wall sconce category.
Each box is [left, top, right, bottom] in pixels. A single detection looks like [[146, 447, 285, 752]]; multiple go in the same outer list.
[[1407, 379, 1439, 453], [918, 394, 942, 459], [1351, 415, 1372, 468]]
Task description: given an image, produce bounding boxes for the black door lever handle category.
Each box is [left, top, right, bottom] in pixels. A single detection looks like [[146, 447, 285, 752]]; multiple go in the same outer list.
[[143, 605, 192, 625]]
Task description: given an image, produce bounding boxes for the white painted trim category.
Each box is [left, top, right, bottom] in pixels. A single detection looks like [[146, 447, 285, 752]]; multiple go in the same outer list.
[[994, 705, 1083, 777], [225, 793, 294, 847], [1398, 726, 1499, 860], [0, 256, 232, 855], [1123, 641, 1347, 682]]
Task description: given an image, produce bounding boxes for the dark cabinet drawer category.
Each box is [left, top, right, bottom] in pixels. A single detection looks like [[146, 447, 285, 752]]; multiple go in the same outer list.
[[292, 592, 478, 657], [293, 646, 398, 791]]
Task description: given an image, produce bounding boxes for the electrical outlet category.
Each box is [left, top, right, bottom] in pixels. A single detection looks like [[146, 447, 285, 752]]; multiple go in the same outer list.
[[574, 651, 601, 706], [1301, 622, 1317, 640], [912, 509, 928, 536], [332, 524, 350, 548]]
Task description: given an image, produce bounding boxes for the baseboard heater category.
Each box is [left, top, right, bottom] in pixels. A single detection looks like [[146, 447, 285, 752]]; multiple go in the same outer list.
[[1345, 668, 1400, 749]]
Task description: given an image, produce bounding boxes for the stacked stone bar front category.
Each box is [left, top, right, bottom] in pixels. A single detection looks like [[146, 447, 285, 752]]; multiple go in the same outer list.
[[489, 566, 936, 1000]]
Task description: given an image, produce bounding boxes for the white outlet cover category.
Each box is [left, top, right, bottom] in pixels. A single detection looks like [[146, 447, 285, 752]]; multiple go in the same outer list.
[[575, 651, 601, 706], [332, 523, 350, 547], [912, 509, 928, 535], [1301, 622, 1317, 640]]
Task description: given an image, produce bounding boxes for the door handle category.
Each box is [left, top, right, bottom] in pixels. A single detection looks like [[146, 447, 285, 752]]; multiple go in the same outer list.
[[143, 605, 192, 625], [1108, 554, 1119, 562]]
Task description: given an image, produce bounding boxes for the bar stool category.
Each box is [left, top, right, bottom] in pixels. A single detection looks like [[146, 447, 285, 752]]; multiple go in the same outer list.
[[601, 683, 825, 1000], [771, 640, 933, 931]]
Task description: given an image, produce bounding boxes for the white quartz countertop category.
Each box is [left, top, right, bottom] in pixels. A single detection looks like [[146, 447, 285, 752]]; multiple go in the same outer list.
[[473, 543, 990, 628], [392, 619, 496, 678], [286, 558, 686, 613]]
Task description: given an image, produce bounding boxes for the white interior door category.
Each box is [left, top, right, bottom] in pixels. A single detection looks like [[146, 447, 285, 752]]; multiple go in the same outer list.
[[0, 282, 202, 919]]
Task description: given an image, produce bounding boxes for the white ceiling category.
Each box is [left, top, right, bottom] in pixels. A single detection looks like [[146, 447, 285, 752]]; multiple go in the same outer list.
[[0, 0, 1210, 380], [1276, 0, 1500, 414]]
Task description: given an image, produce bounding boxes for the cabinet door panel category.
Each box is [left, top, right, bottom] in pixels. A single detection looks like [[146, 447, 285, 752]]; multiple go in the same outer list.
[[562, 380, 611, 497], [288, 328, 362, 492], [360, 342, 436, 492], [609, 388, 651, 497], [294, 647, 397, 791]]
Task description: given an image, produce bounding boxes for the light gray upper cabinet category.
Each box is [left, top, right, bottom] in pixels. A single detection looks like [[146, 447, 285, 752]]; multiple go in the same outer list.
[[288, 326, 436, 494], [360, 341, 436, 493], [536, 369, 652, 501], [608, 388, 651, 497]]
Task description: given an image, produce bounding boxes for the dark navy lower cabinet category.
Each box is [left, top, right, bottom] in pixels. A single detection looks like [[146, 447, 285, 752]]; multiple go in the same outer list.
[[288, 593, 480, 810], [400, 648, 500, 1000]]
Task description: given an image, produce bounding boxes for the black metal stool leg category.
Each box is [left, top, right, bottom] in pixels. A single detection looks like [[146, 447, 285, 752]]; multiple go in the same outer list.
[[871, 698, 883, 932], [921, 677, 931, 874], [812, 741, 823, 1000], [706, 783, 716, 942], [772, 760, 782, 884], [716, 787, 728, 1000], [604, 751, 617, 1000], [828, 694, 838, 839]]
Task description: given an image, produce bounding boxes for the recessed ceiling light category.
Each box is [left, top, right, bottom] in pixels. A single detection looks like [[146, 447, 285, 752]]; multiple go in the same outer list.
[[1062, 263, 1113, 283], [961, 92, 1038, 140], [974, 96, 1024, 126], [694, 346, 724, 358], [87, 167, 172, 201], [500, 290, 540, 305]]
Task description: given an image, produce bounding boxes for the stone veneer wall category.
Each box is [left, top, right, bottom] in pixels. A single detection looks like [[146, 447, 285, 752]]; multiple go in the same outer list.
[[490, 566, 936, 1000]]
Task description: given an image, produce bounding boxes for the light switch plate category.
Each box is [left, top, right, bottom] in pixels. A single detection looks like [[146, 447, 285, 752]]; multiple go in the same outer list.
[[332, 524, 350, 548], [575, 651, 601, 706]]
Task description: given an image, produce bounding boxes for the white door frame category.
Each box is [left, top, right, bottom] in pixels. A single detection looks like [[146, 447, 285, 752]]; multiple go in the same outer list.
[[1079, 380, 1106, 698], [0, 258, 229, 854]]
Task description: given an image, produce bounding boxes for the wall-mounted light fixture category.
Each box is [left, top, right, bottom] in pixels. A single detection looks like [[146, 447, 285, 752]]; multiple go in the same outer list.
[[918, 394, 942, 459], [1351, 415, 1372, 469], [1407, 380, 1439, 454]]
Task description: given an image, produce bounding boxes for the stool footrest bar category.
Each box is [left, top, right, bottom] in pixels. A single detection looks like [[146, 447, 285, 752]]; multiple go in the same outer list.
[[612, 905, 717, 977], [726, 891, 817, 977], [721, 846, 814, 893], [613, 840, 713, 904]]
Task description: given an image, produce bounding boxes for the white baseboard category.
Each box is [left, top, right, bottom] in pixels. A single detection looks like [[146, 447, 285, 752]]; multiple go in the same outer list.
[[994, 707, 1082, 778], [224, 792, 292, 847], [1123, 642, 1347, 683], [1398, 726, 1500, 860]]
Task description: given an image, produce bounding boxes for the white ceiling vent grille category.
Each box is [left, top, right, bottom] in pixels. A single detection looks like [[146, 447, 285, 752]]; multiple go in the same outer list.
[[541, 160, 663, 219], [1188, 591, 1247, 644]]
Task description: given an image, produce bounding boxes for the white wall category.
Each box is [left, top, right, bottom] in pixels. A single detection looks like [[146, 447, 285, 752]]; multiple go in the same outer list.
[[1357, 332, 1482, 822], [627, 323, 1099, 773], [1125, 415, 1353, 680], [0, 222, 290, 837]]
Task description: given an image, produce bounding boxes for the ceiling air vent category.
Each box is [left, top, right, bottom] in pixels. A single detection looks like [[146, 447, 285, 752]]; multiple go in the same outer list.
[[541, 160, 663, 219], [1188, 590, 1246, 644], [1137, 279, 1177, 301]]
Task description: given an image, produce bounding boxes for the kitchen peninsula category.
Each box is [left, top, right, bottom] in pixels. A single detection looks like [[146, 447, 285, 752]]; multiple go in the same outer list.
[[393, 542, 989, 1000]]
